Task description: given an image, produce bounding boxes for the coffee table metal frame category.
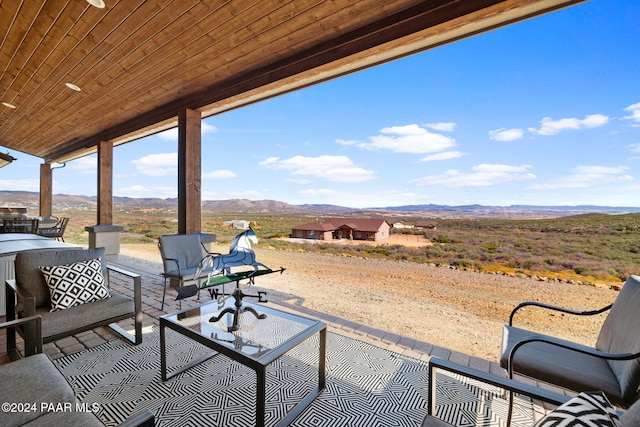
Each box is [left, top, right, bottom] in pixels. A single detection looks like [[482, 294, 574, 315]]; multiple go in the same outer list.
[[160, 299, 326, 427]]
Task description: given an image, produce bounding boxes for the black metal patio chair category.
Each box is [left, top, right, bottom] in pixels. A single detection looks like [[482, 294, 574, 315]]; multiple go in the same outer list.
[[500, 275, 640, 409]]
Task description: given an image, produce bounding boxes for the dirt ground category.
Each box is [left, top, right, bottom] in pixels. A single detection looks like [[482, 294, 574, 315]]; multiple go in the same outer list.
[[121, 242, 620, 361], [313, 234, 433, 247]]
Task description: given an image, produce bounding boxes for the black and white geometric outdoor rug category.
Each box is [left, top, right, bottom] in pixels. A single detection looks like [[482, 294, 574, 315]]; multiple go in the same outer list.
[[54, 330, 534, 427]]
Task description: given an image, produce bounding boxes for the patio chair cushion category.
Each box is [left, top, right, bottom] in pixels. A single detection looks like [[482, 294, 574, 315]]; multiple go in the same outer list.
[[15, 247, 103, 309], [595, 275, 640, 403], [40, 258, 110, 311], [622, 399, 640, 426], [159, 234, 207, 277], [500, 325, 623, 405], [534, 392, 621, 426], [36, 292, 133, 341]]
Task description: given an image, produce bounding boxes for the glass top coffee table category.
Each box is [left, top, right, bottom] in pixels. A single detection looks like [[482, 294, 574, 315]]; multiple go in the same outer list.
[[160, 298, 326, 427]]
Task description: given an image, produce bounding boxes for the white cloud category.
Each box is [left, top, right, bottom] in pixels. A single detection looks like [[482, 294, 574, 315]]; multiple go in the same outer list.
[[259, 155, 374, 183], [335, 139, 358, 146], [420, 151, 465, 162], [157, 122, 218, 141], [202, 122, 217, 134], [0, 179, 40, 192], [529, 165, 632, 190], [67, 156, 97, 174], [131, 152, 177, 176], [258, 157, 279, 166], [623, 102, 640, 126], [202, 169, 236, 179], [528, 114, 609, 135], [425, 122, 456, 132], [410, 164, 535, 187], [489, 128, 524, 142], [629, 143, 640, 153], [350, 124, 455, 154], [285, 178, 313, 184], [116, 185, 176, 199]]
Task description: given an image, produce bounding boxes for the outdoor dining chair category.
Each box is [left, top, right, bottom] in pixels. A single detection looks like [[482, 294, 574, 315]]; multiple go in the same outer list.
[[500, 275, 640, 409], [37, 216, 69, 241], [2, 218, 39, 233]]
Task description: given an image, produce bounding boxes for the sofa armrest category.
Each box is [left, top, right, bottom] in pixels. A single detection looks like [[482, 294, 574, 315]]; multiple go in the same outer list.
[[117, 409, 155, 427], [107, 265, 143, 345], [1, 315, 42, 360]]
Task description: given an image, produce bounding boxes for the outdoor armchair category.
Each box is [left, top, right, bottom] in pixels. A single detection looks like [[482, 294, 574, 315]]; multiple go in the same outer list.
[[5, 247, 143, 358], [425, 357, 640, 426], [500, 275, 640, 409], [157, 233, 218, 309]]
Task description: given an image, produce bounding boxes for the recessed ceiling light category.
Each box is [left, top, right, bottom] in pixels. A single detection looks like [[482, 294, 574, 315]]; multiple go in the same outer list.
[[65, 83, 82, 92], [86, 0, 106, 8], [2, 102, 16, 109]]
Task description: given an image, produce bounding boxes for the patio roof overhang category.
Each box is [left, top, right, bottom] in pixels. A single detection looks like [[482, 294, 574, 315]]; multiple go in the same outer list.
[[1, 0, 585, 164]]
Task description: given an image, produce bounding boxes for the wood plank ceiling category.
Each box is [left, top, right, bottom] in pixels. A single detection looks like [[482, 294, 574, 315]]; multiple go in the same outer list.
[[0, 0, 585, 163]]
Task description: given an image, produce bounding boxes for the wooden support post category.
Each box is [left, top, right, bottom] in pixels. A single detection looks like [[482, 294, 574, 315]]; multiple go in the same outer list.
[[39, 163, 52, 218], [178, 108, 202, 234], [97, 140, 113, 225], [86, 140, 123, 260]]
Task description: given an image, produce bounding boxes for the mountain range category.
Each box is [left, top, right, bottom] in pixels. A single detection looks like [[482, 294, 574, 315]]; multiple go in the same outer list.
[[2, 191, 640, 219]]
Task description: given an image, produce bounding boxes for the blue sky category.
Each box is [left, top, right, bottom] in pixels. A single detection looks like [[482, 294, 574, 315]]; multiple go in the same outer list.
[[2, 0, 640, 209]]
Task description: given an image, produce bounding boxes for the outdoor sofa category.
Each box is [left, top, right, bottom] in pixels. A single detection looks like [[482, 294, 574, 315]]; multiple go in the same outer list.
[[0, 316, 154, 427]]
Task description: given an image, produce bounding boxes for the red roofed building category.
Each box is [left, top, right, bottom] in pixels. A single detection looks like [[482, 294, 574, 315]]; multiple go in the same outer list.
[[291, 218, 391, 241]]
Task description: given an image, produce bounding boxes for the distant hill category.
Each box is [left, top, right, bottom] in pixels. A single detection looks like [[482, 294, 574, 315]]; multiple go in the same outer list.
[[1, 190, 639, 218], [370, 203, 640, 218]]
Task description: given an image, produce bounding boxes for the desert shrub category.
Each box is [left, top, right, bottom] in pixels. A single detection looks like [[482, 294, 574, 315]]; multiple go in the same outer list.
[[61, 209, 639, 284]]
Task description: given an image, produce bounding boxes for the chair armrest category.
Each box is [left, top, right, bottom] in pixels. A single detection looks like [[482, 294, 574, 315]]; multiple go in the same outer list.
[[107, 264, 141, 281], [200, 240, 222, 257], [509, 301, 612, 326], [116, 409, 155, 427], [106, 265, 143, 345], [106, 265, 142, 310], [507, 335, 640, 378], [0, 315, 42, 334], [0, 315, 43, 358], [428, 357, 569, 417], [6, 279, 36, 317]]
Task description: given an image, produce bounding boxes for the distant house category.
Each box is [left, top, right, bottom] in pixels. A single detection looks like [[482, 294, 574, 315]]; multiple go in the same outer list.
[[223, 219, 251, 229], [390, 220, 414, 229], [291, 218, 391, 241], [415, 220, 437, 230]]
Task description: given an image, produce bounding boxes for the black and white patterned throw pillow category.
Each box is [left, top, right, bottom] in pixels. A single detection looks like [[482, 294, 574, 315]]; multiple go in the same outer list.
[[40, 258, 110, 311], [534, 391, 621, 427]]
